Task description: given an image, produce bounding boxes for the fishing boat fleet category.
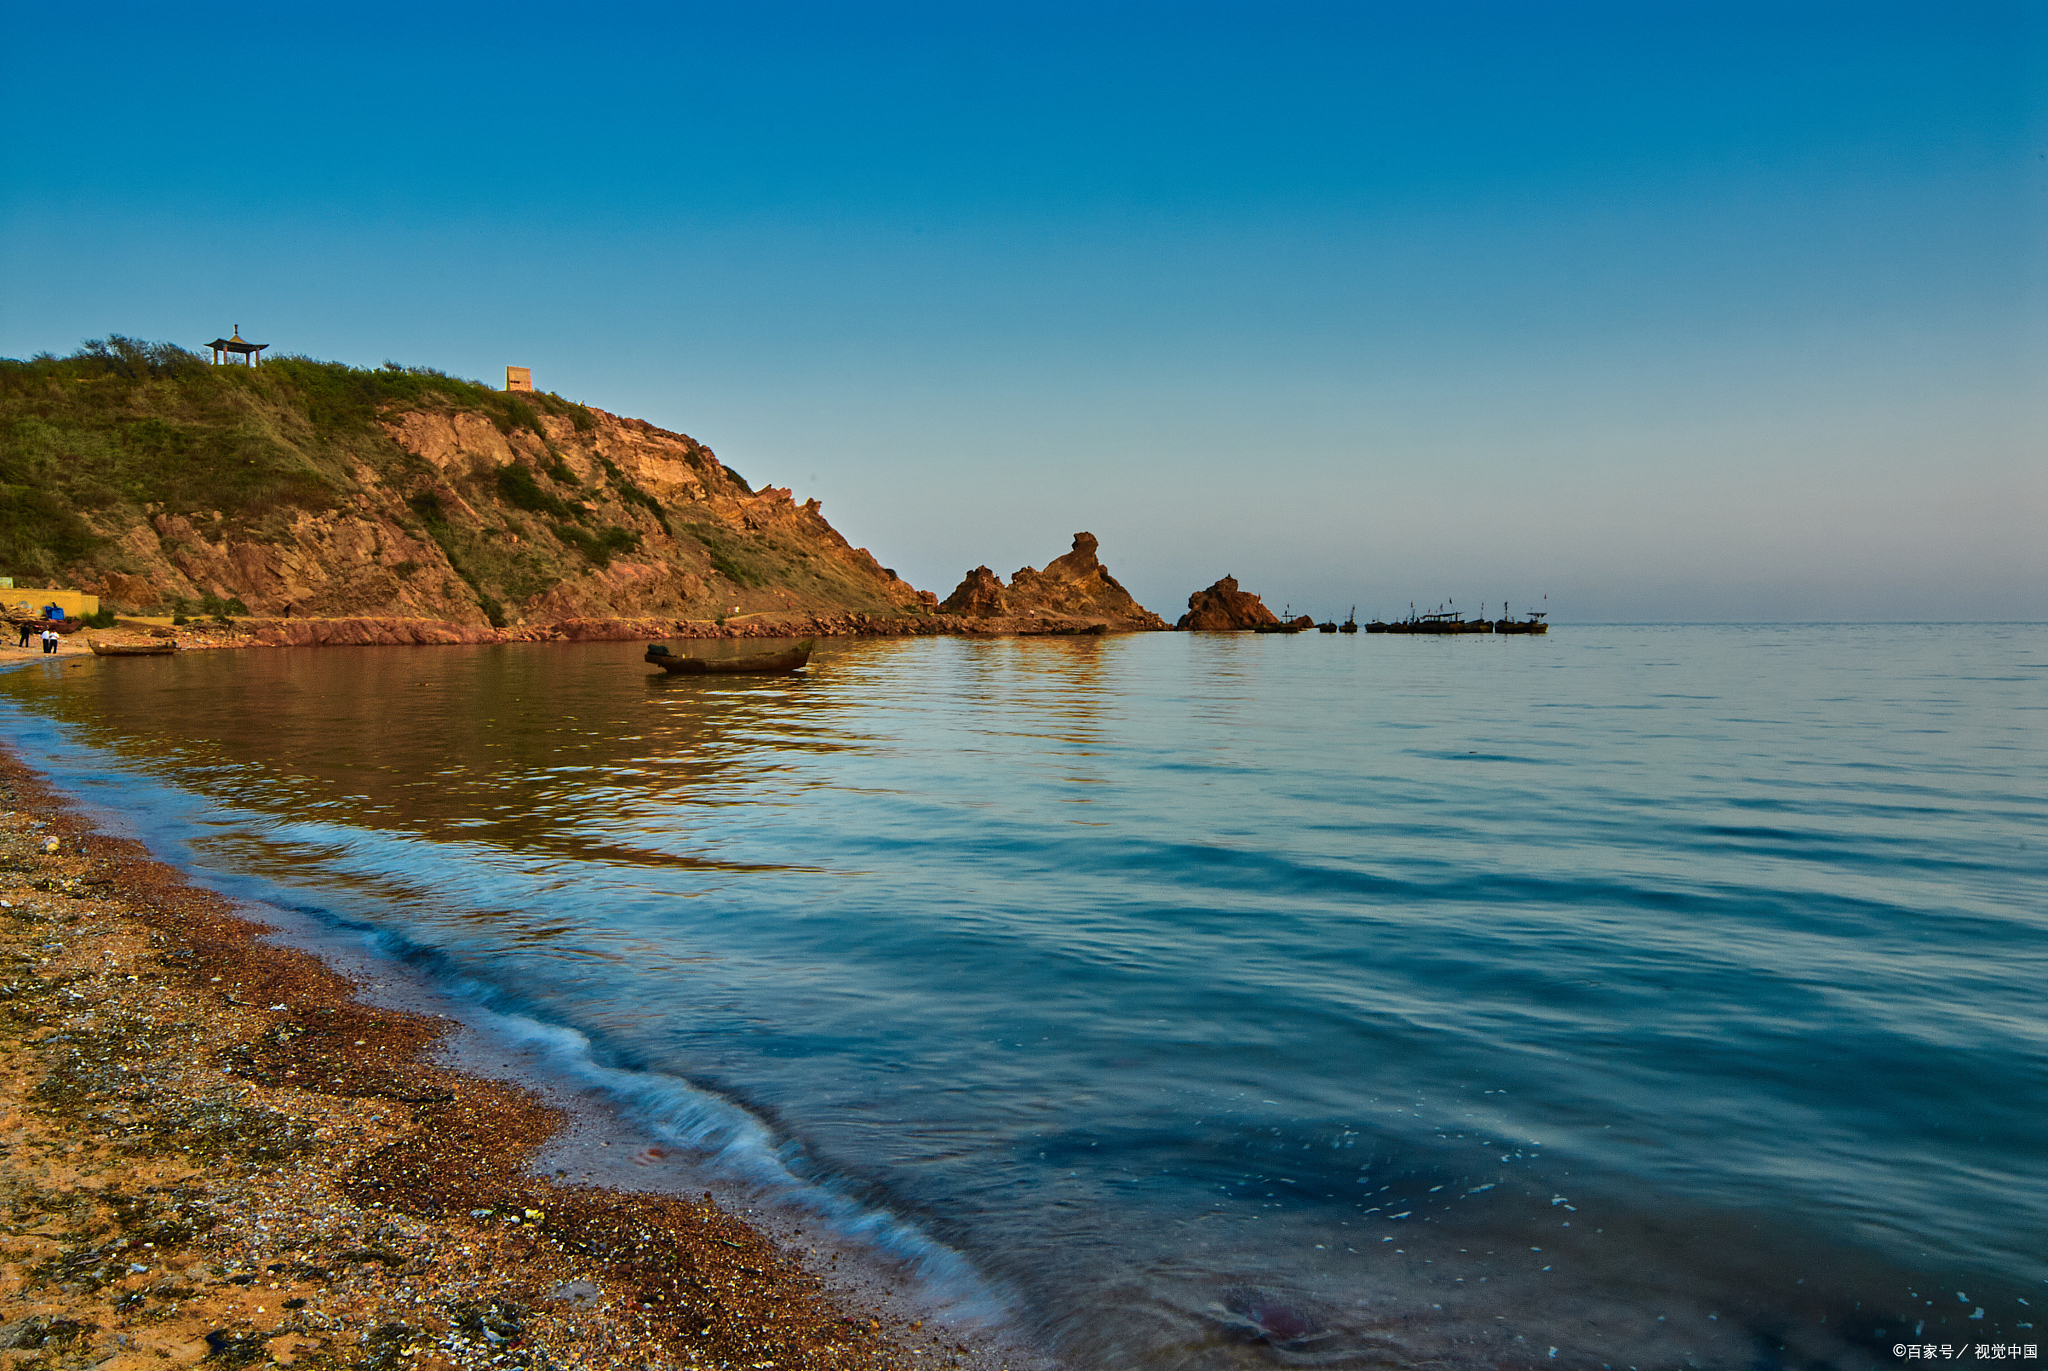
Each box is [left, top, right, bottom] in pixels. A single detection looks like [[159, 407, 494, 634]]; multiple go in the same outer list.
[[1357, 601, 1548, 635]]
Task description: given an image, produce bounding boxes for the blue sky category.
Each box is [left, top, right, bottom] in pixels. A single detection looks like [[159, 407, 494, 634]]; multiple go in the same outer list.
[[4, 1, 2041, 620]]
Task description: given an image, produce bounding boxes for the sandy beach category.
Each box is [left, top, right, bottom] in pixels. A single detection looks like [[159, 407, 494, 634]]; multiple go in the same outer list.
[[0, 745, 975, 1371]]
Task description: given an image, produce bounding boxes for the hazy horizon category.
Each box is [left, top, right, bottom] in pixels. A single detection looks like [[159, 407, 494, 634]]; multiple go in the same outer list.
[[5, 2, 2041, 623]]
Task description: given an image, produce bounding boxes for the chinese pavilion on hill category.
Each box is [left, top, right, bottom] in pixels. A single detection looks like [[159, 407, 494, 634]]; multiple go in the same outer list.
[[207, 328, 267, 365]]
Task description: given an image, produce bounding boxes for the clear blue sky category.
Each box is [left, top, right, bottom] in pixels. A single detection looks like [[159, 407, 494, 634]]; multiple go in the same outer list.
[[4, 1, 2041, 620]]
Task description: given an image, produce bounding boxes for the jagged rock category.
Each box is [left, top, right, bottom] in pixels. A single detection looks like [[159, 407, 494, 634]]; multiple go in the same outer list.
[[1001, 533, 1167, 629], [940, 566, 1010, 617], [1176, 576, 1280, 631]]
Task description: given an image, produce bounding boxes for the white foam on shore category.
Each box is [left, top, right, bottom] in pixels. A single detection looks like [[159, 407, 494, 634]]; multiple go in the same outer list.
[[0, 714, 1041, 1365]]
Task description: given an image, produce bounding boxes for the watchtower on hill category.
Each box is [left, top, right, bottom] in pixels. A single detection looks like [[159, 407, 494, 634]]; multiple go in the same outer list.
[[506, 367, 533, 392], [206, 328, 267, 366]]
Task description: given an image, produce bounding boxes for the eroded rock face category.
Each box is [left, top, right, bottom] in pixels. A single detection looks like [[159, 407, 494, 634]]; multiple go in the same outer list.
[[1177, 576, 1280, 631], [1002, 533, 1168, 629], [67, 403, 935, 629], [940, 566, 1010, 617]]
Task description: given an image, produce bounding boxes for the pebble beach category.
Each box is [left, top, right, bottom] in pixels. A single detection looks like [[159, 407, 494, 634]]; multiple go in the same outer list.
[[0, 746, 974, 1371]]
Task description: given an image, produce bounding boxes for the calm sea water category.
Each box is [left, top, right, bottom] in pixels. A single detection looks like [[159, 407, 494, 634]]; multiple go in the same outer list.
[[4, 626, 2043, 1368]]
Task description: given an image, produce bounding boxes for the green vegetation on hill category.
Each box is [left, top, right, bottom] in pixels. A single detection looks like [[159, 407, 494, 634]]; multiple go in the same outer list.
[[0, 337, 603, 581]]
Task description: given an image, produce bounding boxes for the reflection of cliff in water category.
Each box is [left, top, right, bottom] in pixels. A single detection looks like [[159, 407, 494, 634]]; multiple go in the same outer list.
[[0, 641, 860, 867]]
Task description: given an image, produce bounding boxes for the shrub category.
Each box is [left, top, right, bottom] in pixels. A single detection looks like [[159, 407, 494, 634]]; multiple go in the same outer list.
[[496, 465, 574, 520], [596, 457, 670, 534], [552, 523, 641, 568], [499, 396, 544, 438]]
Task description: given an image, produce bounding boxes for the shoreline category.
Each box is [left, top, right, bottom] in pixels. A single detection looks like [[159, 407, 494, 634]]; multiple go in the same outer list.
[[29, 612, 1166, 657], [0, 745, 1009, 1370]]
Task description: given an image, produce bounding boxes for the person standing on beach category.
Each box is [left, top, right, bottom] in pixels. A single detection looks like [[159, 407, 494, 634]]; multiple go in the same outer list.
[[14, 621, 30, 649], [40, 629, 58, 654]]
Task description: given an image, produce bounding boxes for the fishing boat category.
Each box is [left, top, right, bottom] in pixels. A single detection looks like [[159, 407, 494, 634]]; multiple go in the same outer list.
[[644, 638, 815, 675], [87, 638, 177, 657], [1382, 611, 1488, 635], [1492, 608, 1548, 634], [1254, 604, 1312, 633], [1316, 619, 1338, 633], [1338, 608, 1358, 634]]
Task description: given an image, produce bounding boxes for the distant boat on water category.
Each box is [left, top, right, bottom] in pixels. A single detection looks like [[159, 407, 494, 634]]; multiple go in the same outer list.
[[1254, 603, 1312, 634], [1338, 607, 1358, 634]]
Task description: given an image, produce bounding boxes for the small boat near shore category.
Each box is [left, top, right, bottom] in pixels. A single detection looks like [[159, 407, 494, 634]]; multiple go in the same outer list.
[[1338, 608, 1358, 634], [87, 638, 177, 657], [644, 638, 816, 675]]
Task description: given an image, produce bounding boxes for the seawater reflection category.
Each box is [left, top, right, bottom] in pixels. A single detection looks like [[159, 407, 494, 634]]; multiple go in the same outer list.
[[4, 628, 2044, 1370]]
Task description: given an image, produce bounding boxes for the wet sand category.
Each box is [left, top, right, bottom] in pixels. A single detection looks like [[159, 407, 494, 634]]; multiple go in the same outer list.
[[0, 745, 987, 1370]]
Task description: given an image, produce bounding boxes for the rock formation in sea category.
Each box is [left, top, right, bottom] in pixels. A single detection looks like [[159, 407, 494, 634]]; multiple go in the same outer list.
[[938, 566, 1009, 618], [1177, 576, 1282, 630], [1, 338, 938, 631], [940, 533, 1168, 631]]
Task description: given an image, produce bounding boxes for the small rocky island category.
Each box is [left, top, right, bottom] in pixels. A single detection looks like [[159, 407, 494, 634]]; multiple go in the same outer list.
[[1177, 576, 1283, 630], [941, 533, 1169, 633]]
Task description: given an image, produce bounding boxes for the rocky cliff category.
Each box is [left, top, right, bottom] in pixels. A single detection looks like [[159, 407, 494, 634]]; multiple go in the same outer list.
[[1177, 576, 1281, 630], [0, 338, 936, 630], [939, 533, 1167, 631]]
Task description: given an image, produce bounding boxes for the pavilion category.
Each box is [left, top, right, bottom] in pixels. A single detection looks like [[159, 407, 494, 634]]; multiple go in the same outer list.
[[207, 328, 268, 366]]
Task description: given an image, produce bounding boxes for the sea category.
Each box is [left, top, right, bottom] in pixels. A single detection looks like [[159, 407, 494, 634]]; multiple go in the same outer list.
[[3, 624, 2041, 1369]]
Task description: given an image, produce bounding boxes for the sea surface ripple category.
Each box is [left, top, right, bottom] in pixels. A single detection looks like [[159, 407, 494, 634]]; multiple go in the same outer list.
[[4, 624, 2042, 1368]]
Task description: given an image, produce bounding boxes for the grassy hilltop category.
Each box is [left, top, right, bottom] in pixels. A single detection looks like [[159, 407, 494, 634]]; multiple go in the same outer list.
[[0, 338, 933, 627]]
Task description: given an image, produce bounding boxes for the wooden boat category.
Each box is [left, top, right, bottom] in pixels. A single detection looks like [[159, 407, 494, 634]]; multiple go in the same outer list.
[[1487, 600, 1549, 634], [87, 638, 177, 656], [1316, 620, 1338, 633], [645, 638, 815, 675], [1338, 608, 1358, 634]]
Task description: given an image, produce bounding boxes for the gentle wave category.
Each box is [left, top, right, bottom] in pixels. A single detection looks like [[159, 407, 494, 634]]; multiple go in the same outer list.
[[4, 624, 2043, 1368]]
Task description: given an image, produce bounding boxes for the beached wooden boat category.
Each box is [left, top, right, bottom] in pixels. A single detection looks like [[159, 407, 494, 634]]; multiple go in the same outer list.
[[87, 638, 177, 657], [644, 638, 815, 675]]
